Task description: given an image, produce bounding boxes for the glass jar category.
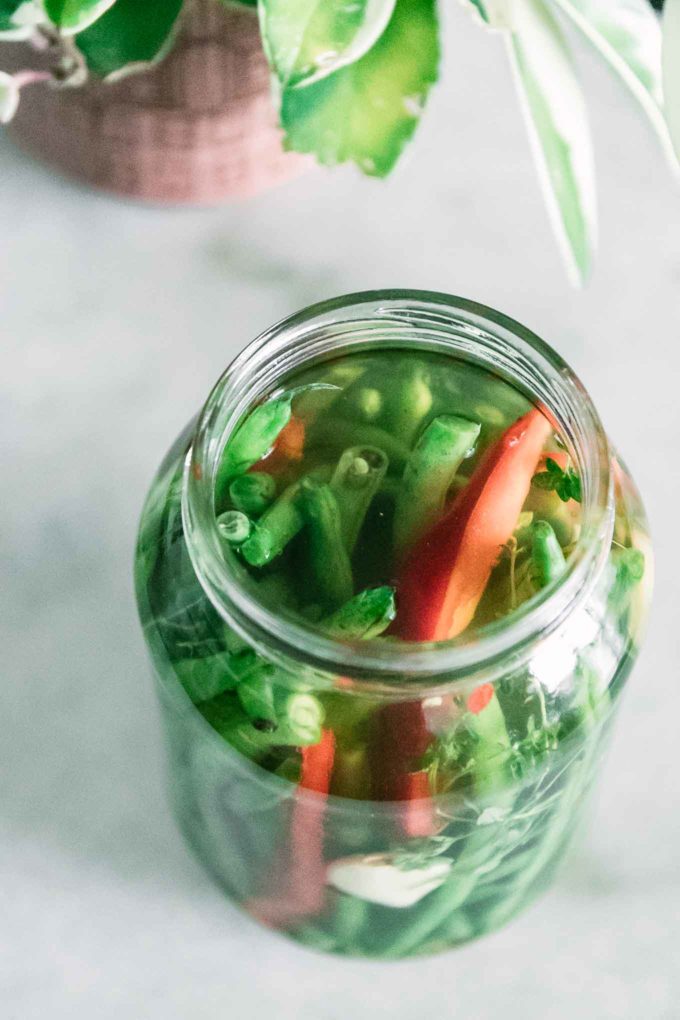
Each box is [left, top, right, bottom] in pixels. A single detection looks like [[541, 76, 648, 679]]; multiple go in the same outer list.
[[135, 291, 652, 959]]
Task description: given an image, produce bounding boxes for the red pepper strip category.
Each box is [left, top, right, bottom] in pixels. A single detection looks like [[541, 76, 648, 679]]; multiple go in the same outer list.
[[467, 682, 494, 715], [393, 771, 436, 837], [371, 410, 552, 833], [251, 416, 306, 475], [396, 408, 552, 642], [249, 729, 335, 928]]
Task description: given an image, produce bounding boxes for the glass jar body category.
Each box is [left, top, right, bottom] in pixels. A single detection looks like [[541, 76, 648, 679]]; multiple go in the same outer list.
[[135, 294, 651, 958], [136, 435, 649, 961]]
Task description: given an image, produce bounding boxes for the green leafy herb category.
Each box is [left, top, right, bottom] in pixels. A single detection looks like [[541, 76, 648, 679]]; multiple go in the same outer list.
[[280, 0, 439, 177], [532, 456, 582, 502]]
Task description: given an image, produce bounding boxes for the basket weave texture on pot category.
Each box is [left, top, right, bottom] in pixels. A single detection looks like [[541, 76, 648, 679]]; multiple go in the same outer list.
[[7, 0, 307, 203]]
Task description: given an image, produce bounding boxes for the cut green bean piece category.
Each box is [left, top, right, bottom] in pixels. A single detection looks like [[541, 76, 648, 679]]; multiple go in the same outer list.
[[217, 510, 252, 546], [385, 364, 433, 444], [531, 520, 567, 589], [216, 394, 292, 502], [173, 652, 238, 703], [330, 445, 389, 552], [306, 419, 411, 470], [237, 669, 278, 732], [229, 473, 276, 516], [240, 481, 305, 567], [321, 586, 396, 640], [215, 384, 337, 505], [278, 691, 324, 745], [298, 479, 354, 609], [201, 689, 322, 755], [393, 415, 481, 558]]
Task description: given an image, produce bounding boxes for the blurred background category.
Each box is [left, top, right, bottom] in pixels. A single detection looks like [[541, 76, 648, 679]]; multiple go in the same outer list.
[[1, 5, 679, 1019]]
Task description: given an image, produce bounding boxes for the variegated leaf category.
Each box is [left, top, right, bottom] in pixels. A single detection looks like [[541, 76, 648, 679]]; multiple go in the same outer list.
[[508, 0, 597, 285], [663, 0, 680, 160], [260, 0, 397, 87], [550, 0, 675, 165]]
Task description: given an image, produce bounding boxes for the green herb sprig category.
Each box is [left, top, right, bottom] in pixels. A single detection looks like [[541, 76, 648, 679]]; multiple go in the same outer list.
[[532, 458, 582, 503]]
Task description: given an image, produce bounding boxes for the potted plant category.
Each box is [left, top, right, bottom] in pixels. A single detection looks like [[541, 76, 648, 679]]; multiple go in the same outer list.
[[0, 0, 677, 280]]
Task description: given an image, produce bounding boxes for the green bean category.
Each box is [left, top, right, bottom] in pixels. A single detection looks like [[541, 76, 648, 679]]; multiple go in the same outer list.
[[215, 384, 337, 505], [277, 691, 324, 744], [237, 669, 278, 732], [321, 586, 396, 640], [530, 520, 567, 589], [306, 419, 411, 470], [393, 415, 481, 557], [240, 481, 304, 567], [330, 445, 389, 552], [200, 689, 322, 755], [384, 363, 433, 444], [216, 510, 252, 545], [467, 691, 512, 795], [216, 394, 292, 502], [349, 387, 382, 421], [173, 652, 238, 703], [378, 869, 479, 959], [332, 893, 368, 950], [298, 480, 354, 609], [229, 473, 276, 516]]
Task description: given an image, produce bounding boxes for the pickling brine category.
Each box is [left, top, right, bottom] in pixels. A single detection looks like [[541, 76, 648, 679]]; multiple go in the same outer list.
[[135, 293, 651, 958]]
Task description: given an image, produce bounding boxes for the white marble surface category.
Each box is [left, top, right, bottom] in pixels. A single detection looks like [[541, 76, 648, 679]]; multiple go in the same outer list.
[[2, 10, 679, 1020]]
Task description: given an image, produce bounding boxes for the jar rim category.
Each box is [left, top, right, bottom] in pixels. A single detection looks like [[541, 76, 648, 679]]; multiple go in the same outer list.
[[183, 290, 614, 695]]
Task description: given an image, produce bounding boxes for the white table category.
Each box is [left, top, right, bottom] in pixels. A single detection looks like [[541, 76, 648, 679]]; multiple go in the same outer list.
[[2, 11, 679, 1019]]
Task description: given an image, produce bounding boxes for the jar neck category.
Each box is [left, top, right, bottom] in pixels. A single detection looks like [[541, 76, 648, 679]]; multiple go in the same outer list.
[[183, 290, 614, 696]]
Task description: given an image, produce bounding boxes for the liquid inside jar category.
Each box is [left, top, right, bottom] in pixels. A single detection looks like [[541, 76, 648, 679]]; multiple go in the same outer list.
[[216, 349, 583, 645], [136, 337, 649, 959]]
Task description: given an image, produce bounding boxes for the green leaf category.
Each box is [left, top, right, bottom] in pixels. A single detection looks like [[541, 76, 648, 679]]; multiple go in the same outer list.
[[0, 0, 41, 37], [532, 470, 558, 490], [507, 0, 597, 285], [663, 0, 680, 161], [460, 0, 514, 29], [75, 0, 183, 78], [280, 0, 439, 176], [0, 0, 23, 26], [550, 0, 676, 165], [45, 0, 116, 34], [260, 0, 396, 87]]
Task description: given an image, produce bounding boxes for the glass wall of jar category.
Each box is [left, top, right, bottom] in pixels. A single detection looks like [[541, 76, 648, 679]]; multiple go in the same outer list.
[[135, 292, 651, 959]]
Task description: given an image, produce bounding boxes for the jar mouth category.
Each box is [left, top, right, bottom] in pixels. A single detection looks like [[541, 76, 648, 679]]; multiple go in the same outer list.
[[183, 290, 613, 694]]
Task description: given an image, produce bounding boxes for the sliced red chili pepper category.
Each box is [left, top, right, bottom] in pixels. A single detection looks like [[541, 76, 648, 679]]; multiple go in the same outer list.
[[467, 683, 494, 715], [249, 728, 335, 928], [372, 410, 551, 833], [396, 408, 552, 641]]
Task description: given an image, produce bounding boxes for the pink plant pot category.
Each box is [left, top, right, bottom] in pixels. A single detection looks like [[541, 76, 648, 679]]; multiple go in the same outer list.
[[6, 0, 307, 204]]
